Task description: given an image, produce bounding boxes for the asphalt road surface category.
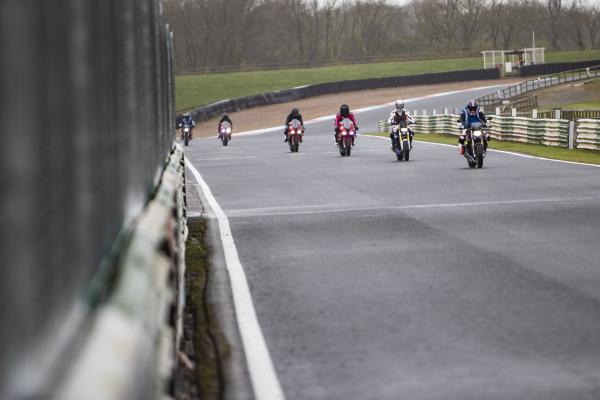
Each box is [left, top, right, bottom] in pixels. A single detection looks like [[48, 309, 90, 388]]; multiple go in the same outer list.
[[185, 86, 600, 400]]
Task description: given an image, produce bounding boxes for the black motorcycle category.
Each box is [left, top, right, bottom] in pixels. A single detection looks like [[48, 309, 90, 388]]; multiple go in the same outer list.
[[391, 121, 415, 161], [460, 118, 492, 168]]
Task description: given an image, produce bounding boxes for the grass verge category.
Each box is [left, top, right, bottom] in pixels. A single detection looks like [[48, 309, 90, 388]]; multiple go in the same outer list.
[[175, 218, 230, 400], [542, 101, 600, 110], [367, 132, 600, 165], [176, 50, 600, 111]]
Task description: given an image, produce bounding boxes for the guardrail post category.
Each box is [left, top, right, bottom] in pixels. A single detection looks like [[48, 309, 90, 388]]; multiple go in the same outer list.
[[586, 67, 590, 78], [532, 109, 537, 119], [495, 107, 501, 116], [511, 108, 517, 117], [413, 110, 418, 116], [568, 120, 575, 150], [422, 109, 427, 116], [432, 109, 437, 115], [555, 109, 561, 119], [443, 108, 448, 115]]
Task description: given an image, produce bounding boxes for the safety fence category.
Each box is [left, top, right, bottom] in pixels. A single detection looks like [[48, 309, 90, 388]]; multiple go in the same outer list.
[[180, 68, 501, 121], [576, 119, 600, 150], [57, 145, 187, 400], [378, 114, 600, 150], [0, 1, 175, 398], [477, 65, 600, 111]]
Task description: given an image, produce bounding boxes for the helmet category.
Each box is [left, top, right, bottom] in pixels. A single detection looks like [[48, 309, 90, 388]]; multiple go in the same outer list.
[[291, 108, 299, 116], [184, 113, 190, 118], [466, 100, 478, 112], [222, 113, 229, 119], [395, 100, 404, 110], [340, 104, 350, 117]]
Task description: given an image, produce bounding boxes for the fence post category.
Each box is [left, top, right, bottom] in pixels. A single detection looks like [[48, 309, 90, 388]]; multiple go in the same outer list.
[[532, 109, 538, 119], [422, 109, 427, 116], [568, 120, 575, 150], [555, 109, 561, 119], [443, 108, 448, 115], [413, 110, 418, 116], [432, 109, 437, 115], [495, 107, 501, 116], [511, 108, 517, 117]]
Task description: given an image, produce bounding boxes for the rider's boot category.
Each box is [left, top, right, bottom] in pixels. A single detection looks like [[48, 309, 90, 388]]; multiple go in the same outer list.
[[458, 144, 465, 156]]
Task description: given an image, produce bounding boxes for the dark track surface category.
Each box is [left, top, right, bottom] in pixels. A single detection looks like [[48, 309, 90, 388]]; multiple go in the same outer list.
[[186, 87, 600, 399]]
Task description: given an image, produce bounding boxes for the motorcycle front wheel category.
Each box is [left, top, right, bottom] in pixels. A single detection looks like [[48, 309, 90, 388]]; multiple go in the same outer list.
[[475, 143, 484, 168]]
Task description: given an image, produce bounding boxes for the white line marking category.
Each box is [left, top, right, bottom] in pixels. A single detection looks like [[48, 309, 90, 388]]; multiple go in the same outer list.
[[225, 196, 593, 217], [186, 159, 285, 400]]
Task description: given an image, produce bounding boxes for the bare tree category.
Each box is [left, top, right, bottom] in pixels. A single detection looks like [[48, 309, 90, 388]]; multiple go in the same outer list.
[[546, 0, 563, 50]]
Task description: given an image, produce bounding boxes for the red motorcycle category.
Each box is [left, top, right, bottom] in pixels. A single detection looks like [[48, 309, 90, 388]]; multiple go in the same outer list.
[[337, 118, 356, 157], [287, 119, 303, 152]]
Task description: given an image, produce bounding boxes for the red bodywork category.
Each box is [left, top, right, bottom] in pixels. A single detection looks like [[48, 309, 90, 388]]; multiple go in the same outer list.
[[287, 120, 304, 144]]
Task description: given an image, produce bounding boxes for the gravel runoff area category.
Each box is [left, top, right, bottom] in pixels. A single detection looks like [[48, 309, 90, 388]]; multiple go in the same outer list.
[[189, 78, 522, 138]]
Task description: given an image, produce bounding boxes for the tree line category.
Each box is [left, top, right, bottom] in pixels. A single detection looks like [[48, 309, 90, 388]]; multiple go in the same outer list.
[[164, 0, 600, 73]]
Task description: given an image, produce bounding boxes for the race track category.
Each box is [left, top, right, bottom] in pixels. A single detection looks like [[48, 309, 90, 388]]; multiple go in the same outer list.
[[185, 86, 600, 400]]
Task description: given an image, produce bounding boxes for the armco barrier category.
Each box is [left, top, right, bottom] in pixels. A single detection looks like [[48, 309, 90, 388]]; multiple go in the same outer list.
[[576, 119, 600, 150], [0, 1, 174, 398], [520, 59, 600, 77], [58, 144, 187, 400], [183, 68, 501, 123]]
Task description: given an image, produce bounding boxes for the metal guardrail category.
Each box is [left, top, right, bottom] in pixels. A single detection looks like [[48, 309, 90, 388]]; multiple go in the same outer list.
[[520, 59, 600, 77], [0, 1, 175, 398], [58, 144, 187, 400], [377, 114, 600, 149], [477, 65, 600, 110], [538, 109, 600, 120]]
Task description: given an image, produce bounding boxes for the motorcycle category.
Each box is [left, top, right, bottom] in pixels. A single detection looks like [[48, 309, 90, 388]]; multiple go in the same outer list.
[[287, 119, 303, 152], [459, 118, 492, 168], [219, 121, 232, 146], [338, 118, 356, 157], [391, 121, 415, 161], [181, 125, 193, 146]]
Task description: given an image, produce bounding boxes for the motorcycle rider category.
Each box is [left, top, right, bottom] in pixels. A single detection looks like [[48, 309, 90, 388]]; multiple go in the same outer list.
[[334, 104, 359, 145], [283, 108, 304, 142], [179, 113, 195, 139], [388, 100, 415, 150], [217, 113, 233, 139], [458, 99, 489, 155]]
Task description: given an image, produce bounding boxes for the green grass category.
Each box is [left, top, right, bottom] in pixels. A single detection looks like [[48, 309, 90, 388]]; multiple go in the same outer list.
[[543, 101, 600, 110], [183, 218, 230, 400], [368, 132, 600, 165], [176, 50, 600, 111], [545, 50, 600, 63]]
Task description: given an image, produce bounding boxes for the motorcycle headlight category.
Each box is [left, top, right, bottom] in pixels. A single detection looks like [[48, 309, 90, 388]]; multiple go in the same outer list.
[[473, 131, 482, 137], [226, 128, 231, 133]]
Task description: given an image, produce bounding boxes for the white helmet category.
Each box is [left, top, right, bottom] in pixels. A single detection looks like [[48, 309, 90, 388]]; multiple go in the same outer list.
[[395, 100, 404, 110]]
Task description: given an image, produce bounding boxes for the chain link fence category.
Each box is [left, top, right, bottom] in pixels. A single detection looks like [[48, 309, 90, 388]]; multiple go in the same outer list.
[[0, 1, 174, 397]]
